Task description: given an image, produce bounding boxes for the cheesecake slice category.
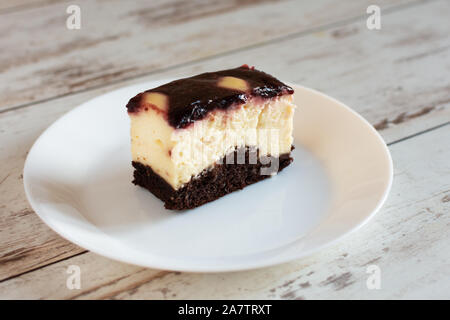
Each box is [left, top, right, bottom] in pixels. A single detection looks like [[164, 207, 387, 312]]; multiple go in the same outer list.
[[127, 65, 297, 210]]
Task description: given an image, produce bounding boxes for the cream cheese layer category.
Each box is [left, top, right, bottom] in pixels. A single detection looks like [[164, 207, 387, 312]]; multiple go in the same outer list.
[[130, 95, 296, 190]]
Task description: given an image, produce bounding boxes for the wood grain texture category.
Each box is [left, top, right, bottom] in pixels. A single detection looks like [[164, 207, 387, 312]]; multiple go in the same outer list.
[[0, 0, 58, 13], [0, 0, 413, 111], [0, 0, 449, 299], [1, 125, 448, 299], [0, 0, 449, 283]]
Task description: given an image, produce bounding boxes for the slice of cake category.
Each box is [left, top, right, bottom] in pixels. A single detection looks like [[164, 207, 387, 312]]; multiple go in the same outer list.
[[127, 65, 297, 210]]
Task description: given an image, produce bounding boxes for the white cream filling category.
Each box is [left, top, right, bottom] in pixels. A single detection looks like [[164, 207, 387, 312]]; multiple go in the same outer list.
[[130, 95, 296, 190]]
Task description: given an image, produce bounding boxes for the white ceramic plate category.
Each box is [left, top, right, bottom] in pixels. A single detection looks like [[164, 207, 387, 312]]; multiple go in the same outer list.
[[24, 80, 393, 272]]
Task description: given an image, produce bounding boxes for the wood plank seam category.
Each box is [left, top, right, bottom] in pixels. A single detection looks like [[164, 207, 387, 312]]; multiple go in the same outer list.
[[387, 121, 450, 146], [0, 250, 87, 284], [0, 0, 433, 115]]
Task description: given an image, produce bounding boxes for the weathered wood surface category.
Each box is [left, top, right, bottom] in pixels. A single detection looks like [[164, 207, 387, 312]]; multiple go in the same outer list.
[[1, 125, 448, 299], [0, 0, 449, 283], [0, 0, 55, 13], [0, 0, 413, 111], [0, 0, 449, 299]]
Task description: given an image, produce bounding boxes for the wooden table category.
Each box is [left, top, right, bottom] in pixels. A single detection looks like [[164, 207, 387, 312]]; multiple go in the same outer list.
[[0, 0, 449, 300]]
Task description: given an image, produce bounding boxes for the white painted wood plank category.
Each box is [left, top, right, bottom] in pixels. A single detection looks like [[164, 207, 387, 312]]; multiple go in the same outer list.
[[0, 0, 412, 110], [0, 0, 54, 12], [0, 0, 449, 286], [1, 125, 448, 299]]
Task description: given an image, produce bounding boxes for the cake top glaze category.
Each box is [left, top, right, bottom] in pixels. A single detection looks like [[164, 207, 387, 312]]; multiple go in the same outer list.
[[126, 65, 294, 129]]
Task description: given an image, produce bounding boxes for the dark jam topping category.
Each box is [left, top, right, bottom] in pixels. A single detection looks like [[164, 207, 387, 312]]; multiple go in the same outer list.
[[126, 92, 144, 113], [126, 65, 294, 129]]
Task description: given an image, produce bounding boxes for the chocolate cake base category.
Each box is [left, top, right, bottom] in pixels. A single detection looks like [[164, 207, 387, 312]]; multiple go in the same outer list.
[[132, 147, 293, 210]]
